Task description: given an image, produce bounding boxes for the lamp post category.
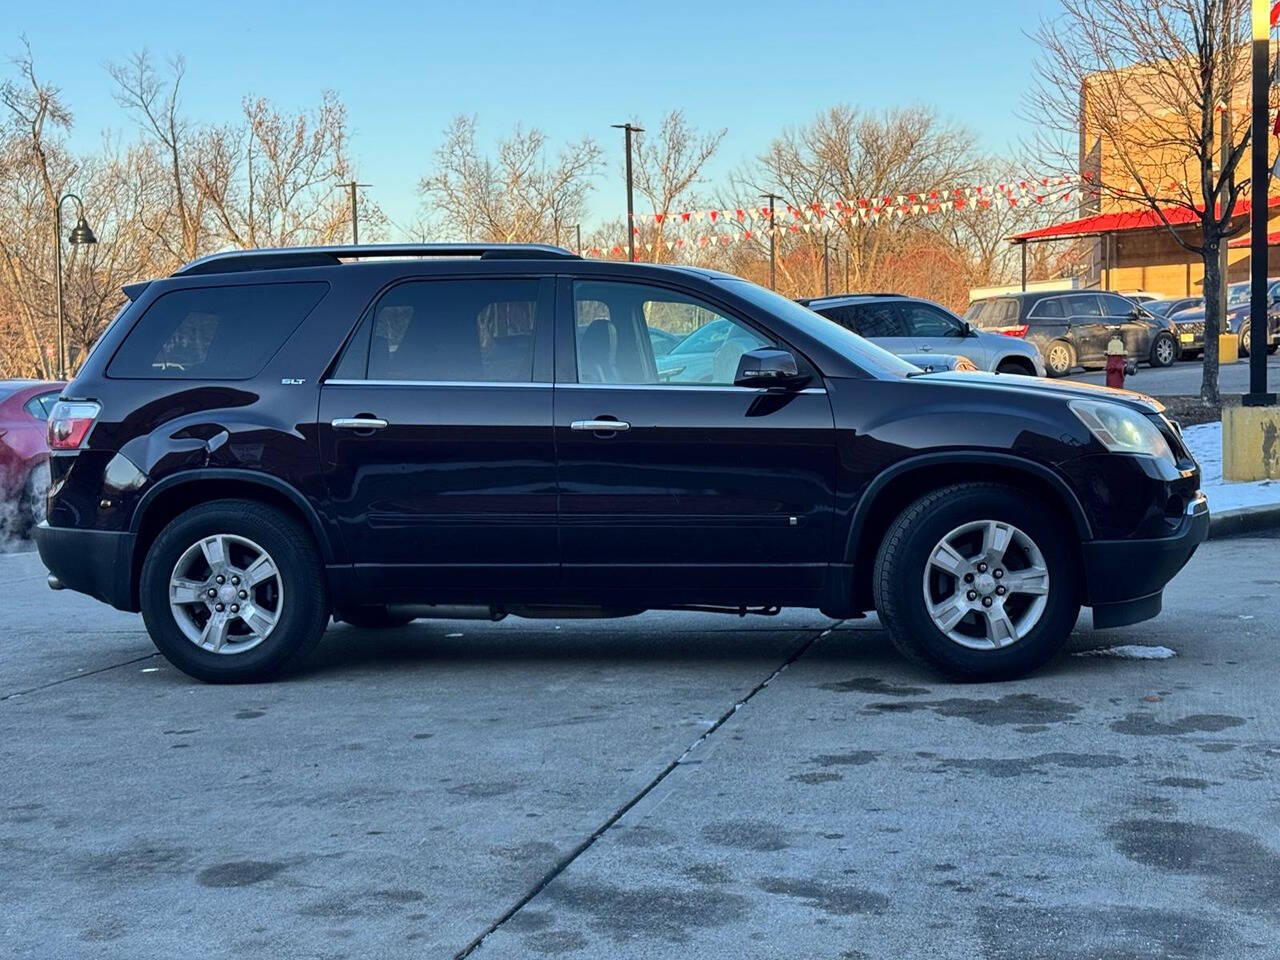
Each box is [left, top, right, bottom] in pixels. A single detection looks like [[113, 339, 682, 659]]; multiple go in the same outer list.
[[1245, 0, 1276, 406], [54, 193, 97, 381], [761, 192, 783, 290], [611, 123, 642, 261]]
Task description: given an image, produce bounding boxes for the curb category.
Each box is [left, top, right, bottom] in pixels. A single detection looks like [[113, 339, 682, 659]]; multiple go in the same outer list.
[[1208, 503, 1280, 539]]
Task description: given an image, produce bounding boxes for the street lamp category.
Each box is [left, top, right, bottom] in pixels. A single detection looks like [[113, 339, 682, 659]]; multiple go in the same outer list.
[[611, 123, 642, 262], [54, 193, 97, 380]]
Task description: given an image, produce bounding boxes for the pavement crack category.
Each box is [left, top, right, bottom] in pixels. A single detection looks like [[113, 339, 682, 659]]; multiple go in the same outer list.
[[0, 652, 160, 702], [452, 621, 839, 959]]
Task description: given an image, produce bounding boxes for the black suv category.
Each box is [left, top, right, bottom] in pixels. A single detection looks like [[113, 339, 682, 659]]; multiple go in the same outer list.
[[37, 245, 1207, 683], [965, 290, 1180, 377]]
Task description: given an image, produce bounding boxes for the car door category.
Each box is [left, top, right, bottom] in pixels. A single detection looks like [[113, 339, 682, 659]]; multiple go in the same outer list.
[[900, 300, 986, 368], [554, 276, 838, 602], [1099, 292, 1147, 358], [1062, 294, 1109, 363], [318, 275, 558, 597]]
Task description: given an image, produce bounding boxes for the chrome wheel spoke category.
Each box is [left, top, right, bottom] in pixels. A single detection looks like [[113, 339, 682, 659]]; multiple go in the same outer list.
[[170, 577, 207, 605], [928, 595, 970, 633], [1002, 566, 1049, 596], [199, 535, 228, 571], [201, 613, 232, 653], [984, 605, 1018, 648], [929, 541, 972, 577], [242, 552, 278, 588], [241, 605, 277, 636], [982, 521, 1013, 565]]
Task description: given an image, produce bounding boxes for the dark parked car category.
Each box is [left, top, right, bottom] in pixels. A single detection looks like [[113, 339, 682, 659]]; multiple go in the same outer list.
[[1166, 280, 1280, 359], [1144, 296, 1203, 320], [37, 244, 1206, 684], [0, 379, 64, 538], [965, 291, 1180, 377]]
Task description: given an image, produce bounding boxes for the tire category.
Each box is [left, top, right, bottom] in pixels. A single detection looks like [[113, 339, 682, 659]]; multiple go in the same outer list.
[[1238, 326, 1251, 358], [995, 359, 1034, 376], [140, 499, 330, 683], [872, 483, 1081, 682], [1044, 340, 1074, 377], [1268, 342, 1278, 355], [1149, 332, 1177, 368], [337, 606, 416, 629]]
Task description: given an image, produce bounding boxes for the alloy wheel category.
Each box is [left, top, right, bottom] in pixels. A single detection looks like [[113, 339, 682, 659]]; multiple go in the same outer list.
[[1155, 337, 1175, 365], [1047, 343, 1071, 374], [921, 519, 1050, 650], [168, 533, 284, 655]]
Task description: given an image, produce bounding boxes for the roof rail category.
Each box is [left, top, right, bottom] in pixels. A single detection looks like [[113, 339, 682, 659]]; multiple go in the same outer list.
[[174, 243, 579, 277]]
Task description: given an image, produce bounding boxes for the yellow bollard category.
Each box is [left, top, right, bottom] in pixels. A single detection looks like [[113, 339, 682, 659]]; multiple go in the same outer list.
[[1223, 405, 1280, 481], [1219, 333, 1239, 364]]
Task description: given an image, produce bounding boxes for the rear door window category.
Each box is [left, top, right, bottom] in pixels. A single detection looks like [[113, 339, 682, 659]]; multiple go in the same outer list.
[[1029, 298, 1065, 320], [968, 298, 1020, 329], [108, 282, 328, 379], [1064, 294, 1103, 317]]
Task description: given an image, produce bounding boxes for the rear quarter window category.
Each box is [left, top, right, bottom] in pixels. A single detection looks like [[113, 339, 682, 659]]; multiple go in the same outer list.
[[107, 282, 329, 380]]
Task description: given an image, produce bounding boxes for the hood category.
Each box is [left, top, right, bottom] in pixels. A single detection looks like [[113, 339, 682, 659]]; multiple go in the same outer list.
[[912, 370, 1163, 413]]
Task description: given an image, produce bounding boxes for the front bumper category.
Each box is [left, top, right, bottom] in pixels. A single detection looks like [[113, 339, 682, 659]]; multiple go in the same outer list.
[[34, 522, 138, 612], [1081, 493, 1209, 628]]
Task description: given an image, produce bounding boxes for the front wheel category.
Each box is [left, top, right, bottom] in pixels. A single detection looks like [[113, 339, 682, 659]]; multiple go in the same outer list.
[[873, 483, 1081, 681], [1239, 326, 1251, 357], [1044, 340, 1074, 377], [1149, 332, 1177, 367], [140, 500, 330, 683]]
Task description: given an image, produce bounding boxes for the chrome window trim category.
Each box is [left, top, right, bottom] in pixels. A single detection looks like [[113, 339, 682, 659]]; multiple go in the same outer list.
[[557, 382, 827, 395], [324, 379, 550, 387]]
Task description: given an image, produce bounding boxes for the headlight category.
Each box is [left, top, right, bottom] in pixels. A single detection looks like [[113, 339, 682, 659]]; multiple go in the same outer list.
[[1069, 400, 1173, 460]]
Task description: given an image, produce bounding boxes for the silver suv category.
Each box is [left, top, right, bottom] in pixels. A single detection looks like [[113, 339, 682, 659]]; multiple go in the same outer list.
[[802, 293, 1046, 376]]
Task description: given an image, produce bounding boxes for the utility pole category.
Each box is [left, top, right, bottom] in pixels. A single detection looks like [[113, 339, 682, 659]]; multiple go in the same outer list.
[[1218, 103, 1230, 340], [611, 123, 643, 261], [843, 247, 850, 293], [1245, 0, 1275, 406], [761, 192, 783, 290], [576, 223, 582, 256], [339, 181, 371, 245]]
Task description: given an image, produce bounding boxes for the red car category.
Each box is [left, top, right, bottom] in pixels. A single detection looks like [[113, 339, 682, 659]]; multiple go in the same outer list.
[[0, 380, 64, 538]]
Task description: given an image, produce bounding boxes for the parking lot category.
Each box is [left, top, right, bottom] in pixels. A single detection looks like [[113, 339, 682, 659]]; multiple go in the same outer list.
[[1066, 352, 1280, 396], [2, 530, 1278, 960]]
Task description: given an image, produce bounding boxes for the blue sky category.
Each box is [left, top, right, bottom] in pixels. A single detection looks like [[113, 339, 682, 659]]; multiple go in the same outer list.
[[15, 0, 1060, 235]]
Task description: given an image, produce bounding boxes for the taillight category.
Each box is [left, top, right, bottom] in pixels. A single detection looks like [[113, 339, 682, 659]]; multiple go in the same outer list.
[[47, 400, 100, 451], [999, 325, 1030, 338]]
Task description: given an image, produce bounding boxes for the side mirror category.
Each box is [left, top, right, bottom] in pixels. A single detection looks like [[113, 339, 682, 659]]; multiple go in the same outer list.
[[734, 348, 807, 389]]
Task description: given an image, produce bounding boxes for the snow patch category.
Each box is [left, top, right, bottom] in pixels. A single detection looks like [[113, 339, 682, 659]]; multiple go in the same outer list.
[[1181, 421, 1279, 512], [1073, 644, 1177, 660]]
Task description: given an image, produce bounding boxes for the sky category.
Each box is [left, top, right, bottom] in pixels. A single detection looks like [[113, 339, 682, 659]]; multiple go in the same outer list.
[[12, 0, 1062, 237]]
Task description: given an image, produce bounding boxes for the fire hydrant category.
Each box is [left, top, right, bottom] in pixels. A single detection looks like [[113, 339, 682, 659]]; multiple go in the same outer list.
[[1105, 334, 1128, 389]]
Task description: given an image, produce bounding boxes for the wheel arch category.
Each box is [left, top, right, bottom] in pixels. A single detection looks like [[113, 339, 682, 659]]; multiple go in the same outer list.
[[843, 453, 1092, 611], [128, 470, 336, 609]]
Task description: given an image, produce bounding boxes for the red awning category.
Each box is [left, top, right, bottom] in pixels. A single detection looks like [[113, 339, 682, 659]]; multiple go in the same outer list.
[[1010, 195, 1280, 242]]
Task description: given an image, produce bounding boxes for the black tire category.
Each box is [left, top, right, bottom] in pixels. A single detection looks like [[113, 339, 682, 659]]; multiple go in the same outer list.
[[140, 499, 330, 683], [337, 606, 416, 629], [1238, 326, 1251, 358], [1149, 332, 1177, 368], [873, 483, 1081, 682], [1268, 342, 1278, 355], [995, 359, 1034, 376], [1044, 340, 1074, 377]]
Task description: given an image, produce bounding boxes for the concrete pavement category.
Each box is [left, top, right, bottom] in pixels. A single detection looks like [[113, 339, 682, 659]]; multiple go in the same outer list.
[[1, 538, 1278, 959]]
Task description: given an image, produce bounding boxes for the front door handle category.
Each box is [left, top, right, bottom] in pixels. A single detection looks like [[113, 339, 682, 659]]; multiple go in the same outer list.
[[332, 417, 389, 431], [571, 419, 631, 432]]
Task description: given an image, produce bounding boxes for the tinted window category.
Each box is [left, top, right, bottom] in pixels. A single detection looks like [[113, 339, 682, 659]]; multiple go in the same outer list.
[[848, 303, 907, 338], [900, 302, 964, 337], [1064, 295, 1103, 317], [574, 280, 769, 385], [1029, 298, 1065, 319], [967, 298, 1021, 329], [1099, 293, 1136, 316], [351, 279, 540, 382], [108, 283, 328, 379]]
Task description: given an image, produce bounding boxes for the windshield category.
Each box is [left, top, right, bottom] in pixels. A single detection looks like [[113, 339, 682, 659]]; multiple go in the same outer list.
[[1227, 282, 1250, 306], [714, 278, 919, 377], [966, 298, 1021, 329]]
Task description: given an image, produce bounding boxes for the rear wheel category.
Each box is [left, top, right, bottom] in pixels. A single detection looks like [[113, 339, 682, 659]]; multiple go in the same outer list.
[[1149, 332, 1177, 367], [140, 500, 330, 682], [1044, 340, 1074, 377], [873, 483, 1080, 681], [1239, 326, 1251, 357]]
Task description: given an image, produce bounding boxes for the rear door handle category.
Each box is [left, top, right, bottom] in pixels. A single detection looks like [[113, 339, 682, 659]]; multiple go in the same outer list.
[[570, 419, 630, 432], [331, 417, 389, 431]]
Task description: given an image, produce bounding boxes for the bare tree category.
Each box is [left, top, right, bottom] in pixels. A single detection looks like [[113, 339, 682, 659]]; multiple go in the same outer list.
[[419, 115, 602, 245], [631, 111, 725, 262], [1027, 0, 1252, 402]]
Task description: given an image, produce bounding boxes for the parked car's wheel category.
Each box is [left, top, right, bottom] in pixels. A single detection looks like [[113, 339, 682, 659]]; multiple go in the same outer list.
[[1239, 326, 1251, 357], [1044, 340, 1074, 377], [1268, 342, 1278, 355], [873, 483, 1080, 681], [1149, 332, 1177, 367], [337, 606, 416, 629], [140, 499, 330, 683], [995, 358, 1036, 376]]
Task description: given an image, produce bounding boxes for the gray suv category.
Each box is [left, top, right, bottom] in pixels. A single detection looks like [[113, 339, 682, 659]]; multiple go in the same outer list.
[[801, 294, 1046, 376]]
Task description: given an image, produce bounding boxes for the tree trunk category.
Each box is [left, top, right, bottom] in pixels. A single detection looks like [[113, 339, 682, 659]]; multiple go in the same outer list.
[[1200, 238, 1222, 404]]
